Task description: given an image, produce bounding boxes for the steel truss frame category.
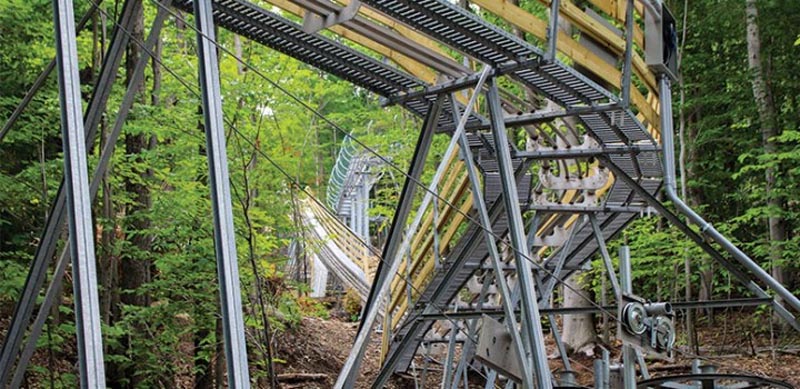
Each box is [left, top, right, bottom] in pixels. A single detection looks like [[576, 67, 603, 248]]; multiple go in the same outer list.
[[2, 0, 799, 388]]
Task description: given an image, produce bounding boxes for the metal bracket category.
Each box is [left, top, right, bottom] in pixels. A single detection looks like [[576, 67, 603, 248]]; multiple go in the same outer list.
[[302, 0, 361, 34]]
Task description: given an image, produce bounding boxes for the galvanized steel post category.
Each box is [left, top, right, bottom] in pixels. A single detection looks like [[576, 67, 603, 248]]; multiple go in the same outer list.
[[194, 0, 251, 386], [53, 0, 107, 386], [486, 78, 552, 389]]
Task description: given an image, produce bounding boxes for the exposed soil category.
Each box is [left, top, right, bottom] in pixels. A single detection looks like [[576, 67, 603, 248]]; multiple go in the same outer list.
[[3, 309, 800, 388], [273, 313, 800, 389], [273, 316, 412, 388]]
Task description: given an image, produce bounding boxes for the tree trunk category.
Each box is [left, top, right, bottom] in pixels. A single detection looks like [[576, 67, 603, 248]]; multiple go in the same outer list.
[[112, 1, 153, 386], [562, 273, 596, 353], [745, 0, 786, 313]]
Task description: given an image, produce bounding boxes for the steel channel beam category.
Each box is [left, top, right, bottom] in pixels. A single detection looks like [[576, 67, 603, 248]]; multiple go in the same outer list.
[[548, 313, 572, 373], [0, 1, 136, 384], [487, 78, 552, 389], [530, 205, 647, 213], [420, 298, 775, 321], [53, 0, 107, 386], [620, 246, 636, 389], [338, 97, 443, 388], [386, 58, 542, 107], [7, 7, 171, 385], [437, 103, 625, 132], [84, 0, 139, 142], [387, 70, 497, 106], [514, 144, 659, 160], [591, 214, 622, 297], [546, 0, 561, 61], [194, 0, 251, 386], [621, 0, 635, 107]]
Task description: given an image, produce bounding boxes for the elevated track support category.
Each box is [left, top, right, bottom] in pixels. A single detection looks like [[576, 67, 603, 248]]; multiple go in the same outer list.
[[1, 0, 798, 388]]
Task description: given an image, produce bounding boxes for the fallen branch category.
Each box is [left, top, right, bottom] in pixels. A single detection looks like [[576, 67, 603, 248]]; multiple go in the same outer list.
[[277, 373, 328, 383]]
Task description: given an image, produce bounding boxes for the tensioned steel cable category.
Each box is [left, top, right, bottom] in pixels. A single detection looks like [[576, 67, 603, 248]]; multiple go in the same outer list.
[[90, 0, 763, 379]]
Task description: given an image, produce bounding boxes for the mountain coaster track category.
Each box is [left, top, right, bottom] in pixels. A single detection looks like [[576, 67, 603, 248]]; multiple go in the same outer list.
[[2, 0, 799, 387]]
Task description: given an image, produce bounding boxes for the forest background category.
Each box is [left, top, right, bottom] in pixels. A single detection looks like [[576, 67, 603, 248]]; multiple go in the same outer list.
[[1, 0, 799, 387]]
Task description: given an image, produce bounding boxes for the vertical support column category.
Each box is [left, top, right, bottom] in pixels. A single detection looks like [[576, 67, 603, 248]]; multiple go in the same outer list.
[[546, 0, 561, 61], [619, 246, 636, 389], [448, 82, 532, 387], [193, 0, 251, 386], [52, 0, 106, 386], [362, 182, 370, 243], [621, 0, 635, 107], [486, 78, 552, 389]]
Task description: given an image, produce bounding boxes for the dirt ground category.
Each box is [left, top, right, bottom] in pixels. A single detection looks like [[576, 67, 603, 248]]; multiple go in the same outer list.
[[3, 311, 799, 387], [274, 314, 800, 388]]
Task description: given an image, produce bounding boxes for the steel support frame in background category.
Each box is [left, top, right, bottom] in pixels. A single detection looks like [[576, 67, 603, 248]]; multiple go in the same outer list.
[[337, 97, 444, 389], [52, 0, 106, 386], [7, 6, 172, 385], [0, 0, 137, 385], [486, 78, 553, 389], [194, 0, 251, 386]]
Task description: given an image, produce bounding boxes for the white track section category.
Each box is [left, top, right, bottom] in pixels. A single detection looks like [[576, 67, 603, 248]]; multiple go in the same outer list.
[[302, 206, 371, 301]]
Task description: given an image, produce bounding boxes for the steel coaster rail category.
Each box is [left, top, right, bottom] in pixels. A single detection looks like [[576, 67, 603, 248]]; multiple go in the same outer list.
[[119, 19, 788, 378], [0, 3, 632, 388], [153, 0, 659, 352], [146, 2, 639, 303]]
